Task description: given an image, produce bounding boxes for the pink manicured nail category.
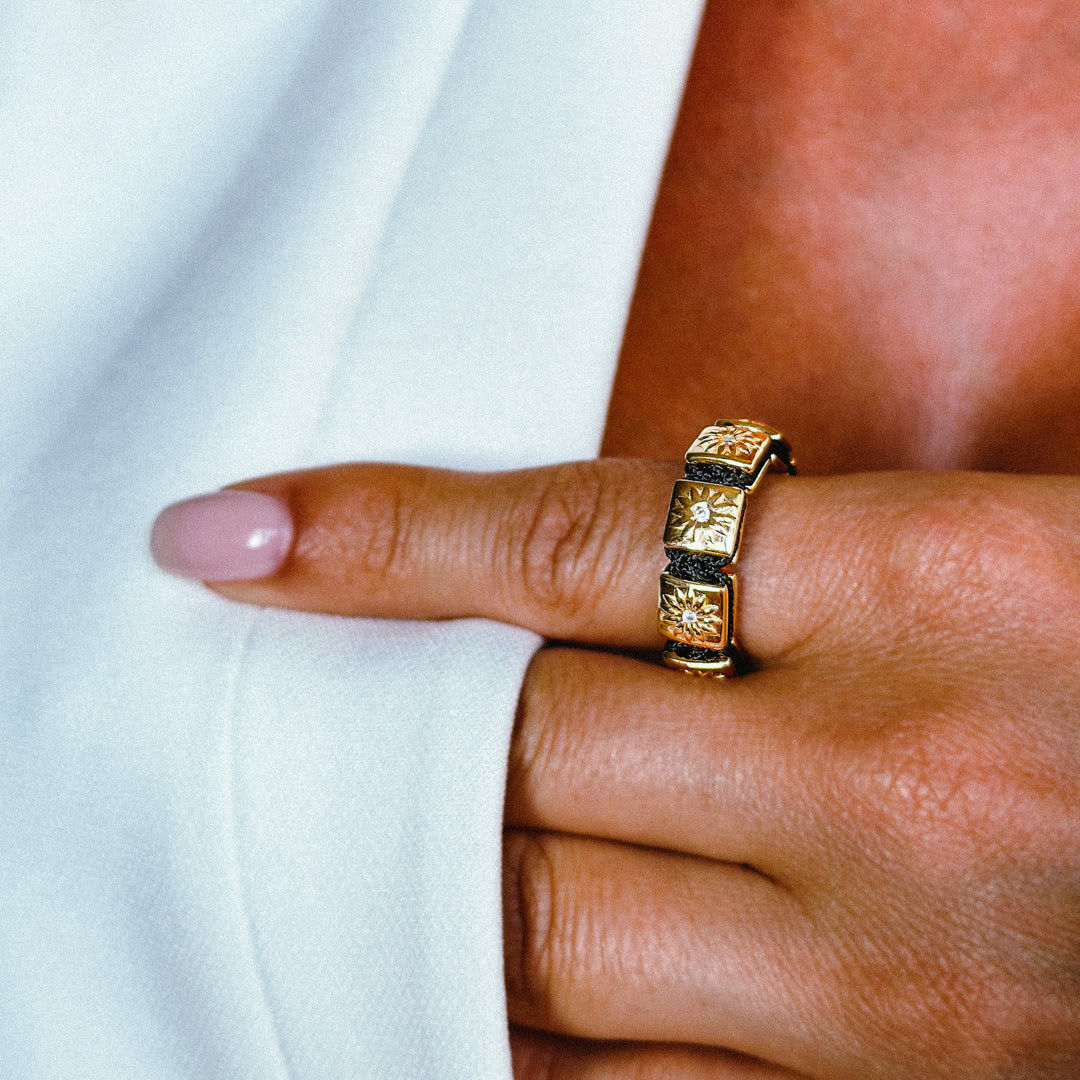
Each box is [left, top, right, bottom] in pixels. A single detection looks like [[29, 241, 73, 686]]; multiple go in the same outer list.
[[150, 490, 294, 581]]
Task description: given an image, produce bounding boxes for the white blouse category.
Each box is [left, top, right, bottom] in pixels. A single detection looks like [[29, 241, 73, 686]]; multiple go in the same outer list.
[[0, 3, 703, 1075]]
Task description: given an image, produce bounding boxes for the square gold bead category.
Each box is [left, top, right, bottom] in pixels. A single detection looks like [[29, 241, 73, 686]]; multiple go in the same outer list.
[[663, 480, 745, 559], [658, 573, 733, 649], [685, 421, 775, 473]]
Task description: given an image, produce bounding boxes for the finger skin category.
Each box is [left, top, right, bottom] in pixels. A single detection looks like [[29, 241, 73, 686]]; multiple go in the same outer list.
[[506, 647, 842, 884], [216, 460, 674, 648], [510, 1027, 807, 1080], [503, 812, 1080, 1080], [213, 464, 1078, 667], [501, 829, 823, 1072]]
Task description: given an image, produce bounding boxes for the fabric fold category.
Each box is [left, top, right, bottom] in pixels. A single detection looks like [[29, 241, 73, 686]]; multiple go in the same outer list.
[[0, 3, 705, 1076]]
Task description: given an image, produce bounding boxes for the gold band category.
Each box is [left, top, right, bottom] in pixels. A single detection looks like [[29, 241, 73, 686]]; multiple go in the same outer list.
[[659, 420, 795, 676]]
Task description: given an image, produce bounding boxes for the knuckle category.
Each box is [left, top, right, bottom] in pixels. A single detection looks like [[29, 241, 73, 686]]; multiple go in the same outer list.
[[856, 701, 1079, 882], [862, 713, 1014, 868], [883, 490, 1001, 620], [510, 651, 586, 806], [512, 462, 617, 624], [893, 484, 1022, 570], [502, 832, 561, 1016], [503, 832, 602, 1028], [878, 482, 1074, 650], [830, 697, 1017, 888]]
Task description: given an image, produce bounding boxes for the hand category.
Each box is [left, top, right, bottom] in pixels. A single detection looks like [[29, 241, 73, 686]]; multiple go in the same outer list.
[[167, 459, 1080, 1078]]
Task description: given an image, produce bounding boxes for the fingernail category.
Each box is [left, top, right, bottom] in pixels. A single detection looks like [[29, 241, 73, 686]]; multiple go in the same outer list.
[[150, 490, 294, 581]]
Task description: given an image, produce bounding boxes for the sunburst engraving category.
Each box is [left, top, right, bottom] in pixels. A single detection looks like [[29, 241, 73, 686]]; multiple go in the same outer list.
[[688, 424, 769, 466], [658, 576, 730, 648], [664, 481, 744, 556]]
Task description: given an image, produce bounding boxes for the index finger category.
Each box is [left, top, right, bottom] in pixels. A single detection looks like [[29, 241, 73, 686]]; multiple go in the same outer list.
[[171, 459, 677, 649], [150, 459, 1046, 664]]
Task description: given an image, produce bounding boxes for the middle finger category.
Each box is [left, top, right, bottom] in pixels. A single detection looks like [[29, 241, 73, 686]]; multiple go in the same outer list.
[[506, 647, 843, 884]]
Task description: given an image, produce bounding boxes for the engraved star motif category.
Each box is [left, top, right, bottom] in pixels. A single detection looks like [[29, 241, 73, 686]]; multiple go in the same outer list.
[[659, 583, 725, 647], [693, 424, 767, 463], [667, 484, 741, 551]]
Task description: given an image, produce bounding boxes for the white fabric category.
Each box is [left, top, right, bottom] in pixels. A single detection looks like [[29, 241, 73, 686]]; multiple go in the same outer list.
[[0, 3, 703, 1076]]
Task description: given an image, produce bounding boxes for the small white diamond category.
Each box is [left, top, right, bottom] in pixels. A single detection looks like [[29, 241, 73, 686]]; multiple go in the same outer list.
[[690, 501, 712, 523], [681, 610, 699, 627]]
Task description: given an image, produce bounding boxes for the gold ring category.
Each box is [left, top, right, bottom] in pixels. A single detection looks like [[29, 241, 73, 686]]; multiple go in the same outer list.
[[659, 420, 796, 676]]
